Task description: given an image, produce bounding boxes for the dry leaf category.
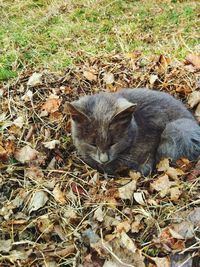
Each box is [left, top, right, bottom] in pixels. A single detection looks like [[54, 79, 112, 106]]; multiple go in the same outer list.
[[15, 145, 39, 163], [157, 158, 170, 172], [156, 55, 171, 73], [43, 140, 60, 149], [131, 215, 144, 233], [41, 94, 61, 114], [168, 228, 184, 240], [149, 74, 158, 85], [172, 221, 194, 239], [187, 207, 200, 226], [52, 184, 66, 204], [120, 231, 137, 252], [37, 214, 54, 233], [116, 220, 131, 233], [133, 191, 146, 205], [104, 72, 114, 84], [185, 54, 200, 69], [0, 239, 12, 253], [166, 167, 184, 180], [0, 144, 7, 161], [27, 72, 42, 87], [170, 186, 182, 201], [25, 166, 44, 181], [94, 206, 104, 222], [152, 256, 170, 267], [28, 190, 49, 213], [13, 116, 24, 128], [22, 90, 33, 102], [83, 70, 97, 81], [118, 180, 137, 200], [150, 174, 175, 197], [187, 91, 200, 108]]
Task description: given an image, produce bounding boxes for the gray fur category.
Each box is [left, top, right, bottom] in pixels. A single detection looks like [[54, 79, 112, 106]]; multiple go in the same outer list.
[[67, 88, 200, 176]]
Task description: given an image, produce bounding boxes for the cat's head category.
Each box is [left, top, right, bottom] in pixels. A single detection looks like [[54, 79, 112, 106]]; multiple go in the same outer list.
[[67, 92, 137, 166]]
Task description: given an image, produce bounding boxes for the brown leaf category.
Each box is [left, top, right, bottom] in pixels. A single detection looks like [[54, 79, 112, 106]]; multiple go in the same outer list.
[[37, 214, 54, 233], [185, 54, 200, 69], [156, 55, 171, 73], [25, 166, 44, 181], [0, 144, 7, 161], [52, 184, 66, 204], [14, 145, 39, 163], [186, 159, 200, 182], [83, 70, 97, 81], [41, 94, 61, 114], [152, 256, 170, 267], [187, 91, 200, 108], [150, 174, 175, 197], [170, 186, 182, 201], [118, 180, 137, 200]]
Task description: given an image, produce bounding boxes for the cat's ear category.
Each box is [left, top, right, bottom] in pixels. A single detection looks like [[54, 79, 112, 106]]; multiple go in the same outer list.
[[111, 99, 137, 125], [66, 102, 89, 123]]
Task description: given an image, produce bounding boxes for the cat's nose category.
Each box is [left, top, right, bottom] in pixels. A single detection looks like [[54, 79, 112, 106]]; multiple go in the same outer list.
[[99, 152, 109, 163]]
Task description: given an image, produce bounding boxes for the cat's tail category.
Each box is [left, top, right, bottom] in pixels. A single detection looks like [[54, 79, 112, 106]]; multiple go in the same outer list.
[[156, 118, 200, 162]]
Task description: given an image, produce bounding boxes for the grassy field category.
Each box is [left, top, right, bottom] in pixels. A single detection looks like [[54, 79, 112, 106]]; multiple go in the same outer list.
[[0, 0, 199, 80]]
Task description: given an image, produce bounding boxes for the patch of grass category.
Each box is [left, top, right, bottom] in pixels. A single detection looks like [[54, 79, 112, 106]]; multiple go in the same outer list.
[[0, 0, 199, 79]]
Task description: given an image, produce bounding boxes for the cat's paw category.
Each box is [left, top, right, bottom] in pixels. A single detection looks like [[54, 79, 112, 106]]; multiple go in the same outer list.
[[138, 163, 152, 177]]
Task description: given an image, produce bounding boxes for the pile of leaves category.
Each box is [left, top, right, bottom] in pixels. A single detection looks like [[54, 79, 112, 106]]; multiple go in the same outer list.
[[0, 53, 200, 267]]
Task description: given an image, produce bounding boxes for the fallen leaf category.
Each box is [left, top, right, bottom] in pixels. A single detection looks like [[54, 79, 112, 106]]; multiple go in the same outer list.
[[83, 70, 97, 81], [118, 180, 137, 200], [149, 74, 158, 85], [25, 166, 44, 181], [187, 207, 200, 226], [185, 54, 200, 69], [41, 94, 61, 114], [37, 214, 54, 233], [172, 221, 194, 239], [28, 190, 49, 213], [52, 184, 66, 204], [120, 231, 137, 252], [0, 239, 12, 253], [187, 91, 200, 108], [166, 167, 184, 180], [14, 145, 39, 163], [131, 215, 144, 233], [156, 55, 171, 73], [13, 116, 24, 128], [43, 140, 60, 149], [21, 89, 33, 101], [116, 220, 131, 233], [133, 191, 146, 205], [0, 144, 7, 161], [150, 174, 175, 197], [94, 206, 104, 222], [170, 186, 182, 201], [152, 256, 170, 267], [157, 158, 170, 172], [104, 72, 114, 84], [27, 72, 42, 87]]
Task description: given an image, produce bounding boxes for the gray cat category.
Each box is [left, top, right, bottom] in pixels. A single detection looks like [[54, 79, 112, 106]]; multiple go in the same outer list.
[[67, 88, 200, 176]]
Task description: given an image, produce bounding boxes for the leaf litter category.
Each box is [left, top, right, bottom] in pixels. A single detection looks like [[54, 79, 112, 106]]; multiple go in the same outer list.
[[0, 53, 200, 266]]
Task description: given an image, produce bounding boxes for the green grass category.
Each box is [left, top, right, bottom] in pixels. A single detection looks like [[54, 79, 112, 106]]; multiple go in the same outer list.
[[0, 0, 199, 80]]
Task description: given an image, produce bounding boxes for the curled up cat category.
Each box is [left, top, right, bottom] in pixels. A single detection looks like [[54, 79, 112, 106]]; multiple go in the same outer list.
[[67, 88, 200, 176]]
